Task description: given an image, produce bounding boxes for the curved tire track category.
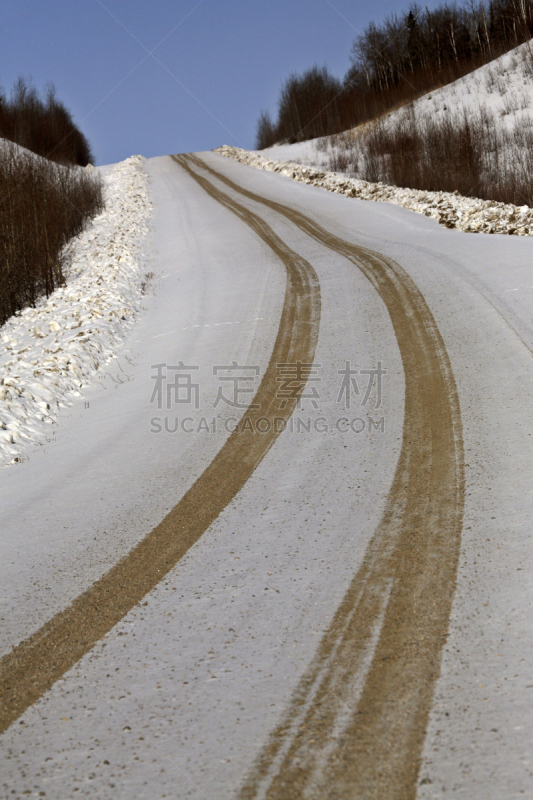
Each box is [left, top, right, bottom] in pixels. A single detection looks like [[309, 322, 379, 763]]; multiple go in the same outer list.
[[187, 154, 465, 800], [0, 159, 321, 734]]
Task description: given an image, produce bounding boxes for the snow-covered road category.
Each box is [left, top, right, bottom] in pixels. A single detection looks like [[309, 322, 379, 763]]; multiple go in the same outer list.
[[1, 153, 532, 799]]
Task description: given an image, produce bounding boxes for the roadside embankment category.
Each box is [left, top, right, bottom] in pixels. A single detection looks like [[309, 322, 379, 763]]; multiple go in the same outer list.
[[216, 144, 533, 236], [0, 156, 152, 465]]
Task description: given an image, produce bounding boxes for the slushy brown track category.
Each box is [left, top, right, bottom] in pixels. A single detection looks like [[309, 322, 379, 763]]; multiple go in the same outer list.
[[187, 154, 465, 800], [0, 159, 321, 733]]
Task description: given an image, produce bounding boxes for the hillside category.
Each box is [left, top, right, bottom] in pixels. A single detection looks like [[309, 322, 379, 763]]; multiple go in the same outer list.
[[259, 40, 533, 206]]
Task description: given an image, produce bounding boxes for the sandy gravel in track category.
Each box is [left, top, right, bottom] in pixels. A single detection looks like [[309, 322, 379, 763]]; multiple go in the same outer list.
[[0, 159, 321, 735], [186, 154, 465, 800]]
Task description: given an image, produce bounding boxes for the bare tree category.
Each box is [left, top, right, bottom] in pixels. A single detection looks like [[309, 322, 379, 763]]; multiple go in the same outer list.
[[255, 110, 277, 149]]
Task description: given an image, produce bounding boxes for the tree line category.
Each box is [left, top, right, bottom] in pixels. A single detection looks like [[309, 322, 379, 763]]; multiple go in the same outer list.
[[257, 0, 533, 148], [0, 77, 94, 166]]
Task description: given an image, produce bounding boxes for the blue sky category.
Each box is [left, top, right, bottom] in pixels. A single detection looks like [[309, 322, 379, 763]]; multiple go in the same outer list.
[[2, 1, 405, 165]]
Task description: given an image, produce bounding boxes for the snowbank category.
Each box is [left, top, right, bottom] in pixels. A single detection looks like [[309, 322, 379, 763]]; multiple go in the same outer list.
[[216, 145, 533, 236], [0, 156, 152, 465]]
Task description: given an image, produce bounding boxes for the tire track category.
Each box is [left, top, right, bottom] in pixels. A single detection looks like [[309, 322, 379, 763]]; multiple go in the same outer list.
[[0, 160, 321, 734], [186, 154, 465, 800]]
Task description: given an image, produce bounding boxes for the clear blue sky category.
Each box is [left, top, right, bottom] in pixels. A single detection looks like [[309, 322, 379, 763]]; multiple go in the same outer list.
[[2, 0, 405, 165]]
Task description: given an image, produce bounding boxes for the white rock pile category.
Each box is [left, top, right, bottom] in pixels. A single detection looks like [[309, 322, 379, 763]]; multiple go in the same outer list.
[[216, 145, 533, 236]]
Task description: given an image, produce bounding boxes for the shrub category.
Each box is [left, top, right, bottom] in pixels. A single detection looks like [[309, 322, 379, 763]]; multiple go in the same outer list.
[[343, 103, 533, 206], [0, 141, 104, 326], [256, 110, 277, 149]]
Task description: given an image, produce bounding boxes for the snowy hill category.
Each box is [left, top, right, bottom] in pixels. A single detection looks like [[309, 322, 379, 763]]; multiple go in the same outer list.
[[259, 39, 533, 195], [216, 39, 533, 240], [398, 40, 533, 133]]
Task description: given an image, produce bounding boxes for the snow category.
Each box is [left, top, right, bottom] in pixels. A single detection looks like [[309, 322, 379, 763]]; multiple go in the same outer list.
[[1, 152, 532, 798], [0, 137, 45, 160], [260, 139, 324, 167], [4, 42, 531, 467], [0, 155, 152, 465], [3, 40, 533, 788], [0, 39, 533, 796], [225, 40, 533, 236], [0, 154, 405, 795], [398, 39, 533, 134], [217, 143, 533, 235]]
